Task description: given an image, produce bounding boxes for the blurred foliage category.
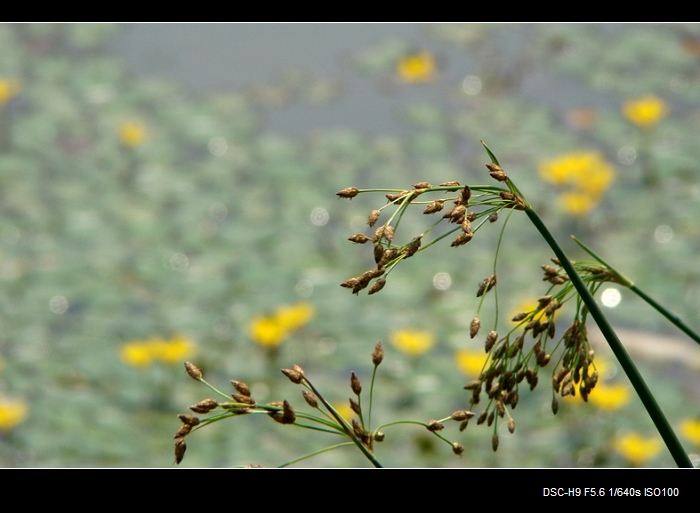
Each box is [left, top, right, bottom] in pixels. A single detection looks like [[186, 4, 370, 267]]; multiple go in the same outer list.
[[0, 23, 699, 467]]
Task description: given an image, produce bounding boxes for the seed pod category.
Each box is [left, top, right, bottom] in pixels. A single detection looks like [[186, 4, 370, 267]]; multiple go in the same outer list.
[[451, 410, 475, 422], [372, 341, 384, 366], [486, 163, 508, 182], [477, 411, 488, 425], [488, 212, 498, 223], [413, 181, 431, 189], [444, 204, 466, 224], [340, 277, 359, 289], [470, 317, 481, 339], [487, 411, 495, 427], [281, 368, 304, 384], [461, 218, 472, 234], [302, 389, 318, 408], [174, 424, 192, 439], [451, 231, 473, 247], [423, 200, 444, 214], [452, 442, 465, 456], [231, 380, 251, 397], [184, 361, 203, 381], [351, 418, 364, 438], [178, 414, 200, 426], [492, 434, 500, 452], [383, 226, 394, 241], [336, 187, 359, 199], [404, 237, 422, 258], [439, 181, 461, 190], [507, 418, 515, 434], [350, 371, 362, 395], [174, 437, 187, 464], [511, 312, 528, 322], [368, 279, 386, 295], [460, 185, 472, 204], [552, 398, 559, 415], [485, 330, 498, 353], [349, 397, 362, 415], [232, 393, 256, 406], [464, 380, 481, 391], [189, 398, 218, 414], [427, 420, 444, 432], [348, 233, 370, 244], [367, 210, 380, 227], [374, 431, 385, 442]]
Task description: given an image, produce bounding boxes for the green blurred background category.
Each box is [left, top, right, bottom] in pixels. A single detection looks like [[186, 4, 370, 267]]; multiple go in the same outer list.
[[1, 23, 700, 467]]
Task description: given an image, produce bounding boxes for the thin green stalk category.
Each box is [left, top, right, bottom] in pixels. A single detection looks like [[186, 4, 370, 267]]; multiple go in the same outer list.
[[628, 284, 700, 347], [525, 207, 692, 468], [277, 442, 355, 468], [571, 236, 700, 347]]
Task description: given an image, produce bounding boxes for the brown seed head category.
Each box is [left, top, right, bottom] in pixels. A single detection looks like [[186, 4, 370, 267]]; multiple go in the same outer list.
[[174, 437, 187, 464], [485, 330, 498, 353], [492, 433, 500, 452], [488, 212, 499, 223], [507, 418, 515, 434], [281, 368, 304, 384], [373, 243, 384, 264], [413, 181, 431, 189], [232, 393, 256, 406], [451, 231, 473, 247], [178, 414, 200, 426], [486, 163, 508, 182], [189, 398, 218, 414], [427, 420, 445, 432], [470, 317, 481, 339], [551, 398, 559, 415], [349, 397, 362, 415], [336, 187, 359, 199], [404, 237, 422, 258], [477, 411, 488, 425], [340, 277, 359, 289], [348, 233, 370, 244], [367, 210, 380, 227], [350, 371, 362, 395], [184, 361, 203, 381], [451, 410, 475, 422], [231, 380, 251, 397], [423, 199, 444, 214], [372, 341, 384, 366], [452, 442, 465, 456], [302, 389, 318, 409], [351, 418, 364, 438], [368, 279, 387, 295], [174, 424, 192, 439]]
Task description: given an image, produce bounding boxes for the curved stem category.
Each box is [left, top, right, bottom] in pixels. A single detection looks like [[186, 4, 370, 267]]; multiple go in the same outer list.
[[277, 442, 355, 468], [525, 207, 692, 468]]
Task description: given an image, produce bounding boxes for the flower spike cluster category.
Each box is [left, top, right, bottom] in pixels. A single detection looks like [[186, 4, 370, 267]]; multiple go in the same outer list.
[[336, 167, 525, 295]]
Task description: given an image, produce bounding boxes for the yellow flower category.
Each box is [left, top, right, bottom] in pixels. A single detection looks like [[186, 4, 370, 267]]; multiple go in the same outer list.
[[622, 95, 668, 128], [397, 52, 436, 83], [120, 340, 156, 368], [0, 397, 28, 431], [0, 78, 22, 105], [680, 419, 700, 447], [455, 349, 488, 376], [274, 303, 314, 332], [157, 335, 197, 365], [118, 122, 147, 147], [390, 329, 435, 356], [250, 303, 315, 349], [332, 402, 354, 422], [588, 382, 631, 411], [539, 151, 615, 217], [613, 433, 662, 466]]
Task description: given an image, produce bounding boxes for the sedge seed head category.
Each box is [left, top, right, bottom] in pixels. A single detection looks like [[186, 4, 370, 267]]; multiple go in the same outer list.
[[372, 341, 384, 366], [470, 317, 481, 339], [336, 187, 359, 199], [367, 210, 380, 227], [452, 442, 465, 456], [184, 361, 203, 381], [350, 371, 362, 395], [281, 368, 304, 384]]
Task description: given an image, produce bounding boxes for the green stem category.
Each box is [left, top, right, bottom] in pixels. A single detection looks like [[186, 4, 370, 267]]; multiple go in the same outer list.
[[303, 378, 384, 468], [572, 235, 700, 347], [525, 207, 692, 468], [628, 284, 700, 347], [277, 442, 355, 468]]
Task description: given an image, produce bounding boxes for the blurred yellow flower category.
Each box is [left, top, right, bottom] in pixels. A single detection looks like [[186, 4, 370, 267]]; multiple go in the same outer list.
[[120, 340, 156, 368], [397, 52, 436, 83], [622, 95, 668, 128], [455, 349, 488, 376], [332, 402, 354, 422], [588, 382, 631, 411], [613, 433, 662, 466], [275, 303, 314, 332], [390, 329, 435, 356], [679, 419, 700, 447], [153, 334, 197, 365], [118, 122, 147, 147], [249, 302, 315, 349], [0, 78, 22, 105], [120, 335, 198, 368], [0, 397, 28, 431], [539, 151, 615, 217]]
